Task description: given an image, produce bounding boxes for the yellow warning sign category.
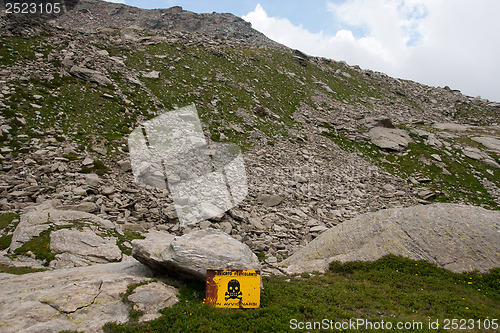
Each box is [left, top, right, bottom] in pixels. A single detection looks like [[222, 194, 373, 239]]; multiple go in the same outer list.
[[205, 269, 260, 309]]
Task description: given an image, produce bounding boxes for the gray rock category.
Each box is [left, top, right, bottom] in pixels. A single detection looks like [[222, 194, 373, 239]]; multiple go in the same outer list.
[[85, 173, 100, 187], [257, 194, 284, 207], [434, 123, 469, 131], [132, 229, 260, 281], [249, 217, 266, 230], [363, 117, 395, 129], [310, 225, 328, 233], [368, 127, 412, 151], [431, 154, 442, 162], [9, 201, 116, 253], [127, 282, 179, 322], [472, 136, 500, 153], [281, 204, 500, 274], [50, 228, 123, 268], [117, 159, 132, 172], [483, 158, 500, 169], [60, 201, 98, 213], [142, 70, 160, 79], [82, 157, 94, 166], [69, 65, 113, 85], [0, 262, 157, 333], [463, 147, 485, 161], [462, 147, 499, 168], [417, 189, 436, 200]]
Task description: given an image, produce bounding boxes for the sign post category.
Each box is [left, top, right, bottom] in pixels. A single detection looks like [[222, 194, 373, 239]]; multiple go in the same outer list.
[[205, 269, 261, 309]]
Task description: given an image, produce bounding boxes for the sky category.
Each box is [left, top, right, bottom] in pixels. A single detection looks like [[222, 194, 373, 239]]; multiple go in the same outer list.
[[106, 0, 500, 102]]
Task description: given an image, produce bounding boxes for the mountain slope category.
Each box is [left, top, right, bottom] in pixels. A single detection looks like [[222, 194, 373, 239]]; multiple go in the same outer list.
[[0, 2, 499, 262]]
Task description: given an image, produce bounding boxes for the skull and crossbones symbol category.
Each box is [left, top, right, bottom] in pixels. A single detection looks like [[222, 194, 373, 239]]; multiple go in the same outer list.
[[225, 279, 242, 301]]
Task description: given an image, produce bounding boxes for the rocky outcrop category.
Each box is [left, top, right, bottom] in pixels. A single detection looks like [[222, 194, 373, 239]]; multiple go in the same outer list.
[[50, 228, 123, 268], [54, 0, 283, 48], [69, 65, 113, 86], [6, 201, 124, 268], [9, 201, 116, 253], [0, 262, 170, 333], [281, 204, 500, 274], [368, 127, 412, 151], [132, 228, 261, 281], [127, 282, 179, 322]]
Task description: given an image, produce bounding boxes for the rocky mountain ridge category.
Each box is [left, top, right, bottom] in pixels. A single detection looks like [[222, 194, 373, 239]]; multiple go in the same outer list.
[[0, 1, 499, 330], [0, 3, 499, 266]]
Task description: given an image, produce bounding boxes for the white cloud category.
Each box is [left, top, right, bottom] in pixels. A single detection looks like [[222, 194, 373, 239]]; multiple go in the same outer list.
[[243, 1, 500, 102], [103, 0, 126, 3]]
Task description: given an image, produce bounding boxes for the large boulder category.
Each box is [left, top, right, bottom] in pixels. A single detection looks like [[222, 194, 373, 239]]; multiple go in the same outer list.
[[127, 282, 179, 322], [0, 262, 173, 333], [281, 204, 500, 274], [368, 127, 412, 151], [9, 201, 116, 253], [69, 65, 113, 85], [132, 228, 261, 281], [49, 228, 123, 268], [8, 201, 122, 268]]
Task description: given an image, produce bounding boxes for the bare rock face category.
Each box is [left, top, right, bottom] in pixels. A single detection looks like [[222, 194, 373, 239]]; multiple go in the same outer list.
[[127, 282, 179, 322], [281, 204, 500, 274], [9, 201, 116, 253], [132, 228, 261, 281], [69, 65, 113, 86], [0, 262, 161, 333], [54, 0, 282, 48], [368, 127, 412, 151], [7, 201, 122, 268], [50, 228, 123, 268]]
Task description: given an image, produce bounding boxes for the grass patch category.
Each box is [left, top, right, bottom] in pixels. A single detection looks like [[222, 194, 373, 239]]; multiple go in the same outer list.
[[0, 234, 13, 250], [0, 212, 19, 230], [321, 128, 499, 209], [0, 263, 46, 275], [102, 255, 499, 332], [13, 229, 55, 266], [80, 159, 110, 175], [0, 213, 20, 250], [117, 279, 162, 323], [116, 231, 145, 256]]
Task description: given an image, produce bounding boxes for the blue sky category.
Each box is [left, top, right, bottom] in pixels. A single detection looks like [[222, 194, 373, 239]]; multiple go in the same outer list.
[[108, 0, 500, 102]]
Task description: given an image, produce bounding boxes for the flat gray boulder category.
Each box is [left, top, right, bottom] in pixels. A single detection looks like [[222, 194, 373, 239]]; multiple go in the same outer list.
[[127, 282, 179, 322], [472, 136, 500, 153], [368, 127, 412, 151], [132, 228, 260, 281], [50, 228, 123, 268], [0, 262, 165, 333], [9, 201, 116, 253], [69, 65, 113, 85], [281, 204, 500, 274]]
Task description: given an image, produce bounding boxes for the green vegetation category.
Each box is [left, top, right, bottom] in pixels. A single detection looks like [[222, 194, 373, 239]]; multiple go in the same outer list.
[[321, 126, 499, 210], [80, 159, 110, 175], [120, 279, 159, 322], [116, 231, 146, 256], [8, 218, 142, 265], [0, 213, 20, 250], [454, 102, 500, 126], [14, 229, 55, 266], [0, 263, 46, 275], [0, 212, 19, 229], [102, 255, 500, 332]]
